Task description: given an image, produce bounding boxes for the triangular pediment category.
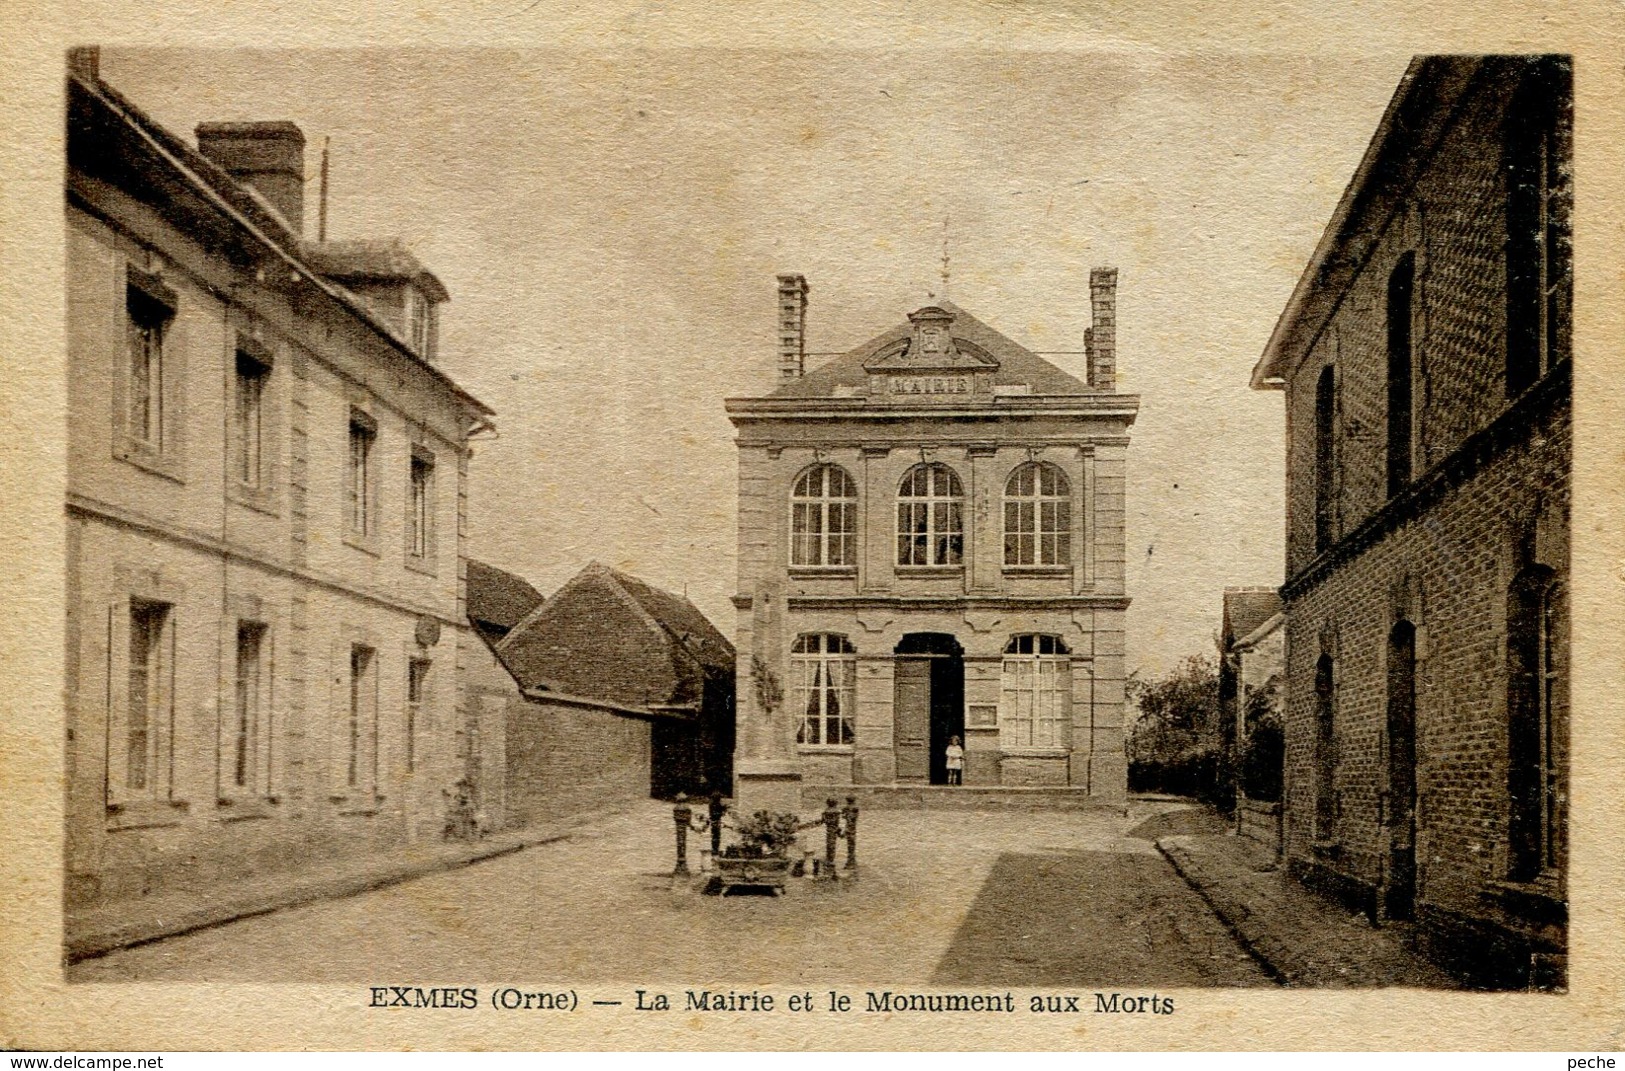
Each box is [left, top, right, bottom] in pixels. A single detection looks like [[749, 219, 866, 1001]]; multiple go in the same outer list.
[[768, 298, 1091, 401]]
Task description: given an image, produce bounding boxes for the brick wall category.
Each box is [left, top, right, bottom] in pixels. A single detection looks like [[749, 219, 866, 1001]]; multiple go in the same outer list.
[[505, 697, 651, 827], [1276, 60, 1571, 984], [1282, 399, 1568, 961]]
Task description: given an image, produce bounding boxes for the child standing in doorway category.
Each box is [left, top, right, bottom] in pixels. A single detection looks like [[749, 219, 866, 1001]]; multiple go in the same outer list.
[[945, 735, 964, 785]]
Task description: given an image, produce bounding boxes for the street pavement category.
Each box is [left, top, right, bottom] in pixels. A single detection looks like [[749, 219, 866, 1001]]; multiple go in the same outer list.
[[68, 799, 1269, 986]]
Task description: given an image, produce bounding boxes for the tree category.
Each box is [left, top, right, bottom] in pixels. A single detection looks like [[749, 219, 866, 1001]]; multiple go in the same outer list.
[[1127, 654, 1224, 801], [1240, 672, 1284, 802]]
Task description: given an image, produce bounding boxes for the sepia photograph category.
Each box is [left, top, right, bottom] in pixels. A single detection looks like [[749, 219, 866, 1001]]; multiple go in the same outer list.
[[54, 43, 1570, 993], [4, 2, 1619, 1052]]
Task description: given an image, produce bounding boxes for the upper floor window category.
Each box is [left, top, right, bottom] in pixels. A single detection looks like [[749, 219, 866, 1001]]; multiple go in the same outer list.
[[125, 276, 173, 451], [408, 447, 435, 561], [346, 410, 377, 540], [792, 633, 855, 747], [790, 464, 857, 568], [407, 287, 435, 360], [234, 343, 271, 489], [1505, 56, 1573, 396], [1385, 252, 1416, 498], [1004, 462, 1072, 567], [897, 463, 963, 567], [1000, 634, 1070, 750], [1507, 566, 1565, 880], [1313, 365, 1336, 553]]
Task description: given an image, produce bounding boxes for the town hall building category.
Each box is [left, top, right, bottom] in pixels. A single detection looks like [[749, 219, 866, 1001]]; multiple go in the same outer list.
[[725, 273, 1138, 813]]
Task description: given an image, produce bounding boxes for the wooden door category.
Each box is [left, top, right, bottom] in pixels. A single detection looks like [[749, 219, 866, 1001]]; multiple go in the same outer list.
[[894, 657, 931, 782]]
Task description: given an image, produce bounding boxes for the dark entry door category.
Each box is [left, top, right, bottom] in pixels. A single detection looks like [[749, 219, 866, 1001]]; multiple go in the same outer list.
[[928, 654, 965, 785], [894, 658, 931, 782], [894, 633, 965, 785], [1385, 621, 1418, 920]]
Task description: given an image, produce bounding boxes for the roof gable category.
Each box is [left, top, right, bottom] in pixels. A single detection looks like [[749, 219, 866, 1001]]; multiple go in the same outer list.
[[1223, 588, 1283, 647], [466, 559, 545, 635], [771, 300, 1089, 400]]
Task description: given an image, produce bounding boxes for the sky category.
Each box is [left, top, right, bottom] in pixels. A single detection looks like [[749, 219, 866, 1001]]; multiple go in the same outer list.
[[99, 47, 1411, 680]]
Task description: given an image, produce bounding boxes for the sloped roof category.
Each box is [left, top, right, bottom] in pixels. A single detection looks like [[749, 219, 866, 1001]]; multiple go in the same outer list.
[[66, 65, 490, 417], [1223, 588, 1283, 648], [604, 566, 735, 674], [772, 299, 1090, 399], [465, 559, 545, 635], [496, 562, 735, 698], [302, 238, 450, 302]]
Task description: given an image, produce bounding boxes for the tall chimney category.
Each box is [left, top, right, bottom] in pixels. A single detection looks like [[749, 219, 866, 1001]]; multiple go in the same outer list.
[[67, 46, 100, 80], [195, 121, 307, 235], [776, 273, 810, 379], [1089, 267, 1118, 392]]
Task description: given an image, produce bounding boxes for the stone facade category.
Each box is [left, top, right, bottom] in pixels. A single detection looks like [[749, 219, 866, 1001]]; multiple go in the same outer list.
[[63, 55, 492, 911], [726, 275, 1138, 813], [1252, 56, 1570, 987]]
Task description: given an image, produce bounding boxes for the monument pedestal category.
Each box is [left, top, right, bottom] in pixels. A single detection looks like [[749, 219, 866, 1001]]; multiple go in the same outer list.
[[733, 758, 803, 819]]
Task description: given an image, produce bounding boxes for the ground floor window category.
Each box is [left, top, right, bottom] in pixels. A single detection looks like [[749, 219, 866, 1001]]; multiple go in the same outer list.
[[793, 633, 856, 746], [230, 620, 271, 796], [1314, 654, 1337, 841], [1000, 634, 1070, 749], [407, 658, 430, 773], [1508, 567, 1565, 880], [346, 644, 378, 795], [122, 599, 171, 797]]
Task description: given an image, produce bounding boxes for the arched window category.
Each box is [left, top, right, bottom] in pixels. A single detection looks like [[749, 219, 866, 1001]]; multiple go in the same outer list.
[[1314, 654, 1337, 841], [1000, 634, 1070, 750], [1505, 56, 1572, 396], [896, 463, 964, 566], [1386, 252, 1416, 498], [1507, 567, 1564, 880], [790, 464, 858, 567], [1314, 366, 1336, 553], [1004, 462, 1072, 567], [792, 633, 856, 746]]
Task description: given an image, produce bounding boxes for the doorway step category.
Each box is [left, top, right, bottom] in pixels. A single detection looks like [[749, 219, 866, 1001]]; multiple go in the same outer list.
[[797, 784, 1116, 812]]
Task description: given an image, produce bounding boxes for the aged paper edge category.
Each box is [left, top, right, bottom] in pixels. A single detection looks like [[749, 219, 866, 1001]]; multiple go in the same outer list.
[[2, 0, 1623, 1052]]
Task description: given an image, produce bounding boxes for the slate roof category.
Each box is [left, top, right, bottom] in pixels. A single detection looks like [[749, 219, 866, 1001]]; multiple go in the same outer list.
[[1223, 588, 1284, 648], [771, 299, 1091, 399], [465, 559, 545, 638], [66, 63, 489, 416], [301, 238, 450, 302]]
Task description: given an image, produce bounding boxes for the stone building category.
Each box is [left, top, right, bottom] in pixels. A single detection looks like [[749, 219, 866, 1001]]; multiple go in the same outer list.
[[463, 561, 736, 827], [1251, 56, 1570, 986], [725, 274, 1138, 814], [63, 53, 492, 914]]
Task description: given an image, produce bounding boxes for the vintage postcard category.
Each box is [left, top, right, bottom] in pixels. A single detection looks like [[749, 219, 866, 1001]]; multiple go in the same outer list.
[[2, 0, 1623, 1053]]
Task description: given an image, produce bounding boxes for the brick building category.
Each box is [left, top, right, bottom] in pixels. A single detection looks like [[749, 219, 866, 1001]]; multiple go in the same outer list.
[[1220, 588, 1285, 850], [463, 561, 736, 827], [725, 275, 1138, 814], [64, 52, 493, 915], [1251, 56, 1570, 986]]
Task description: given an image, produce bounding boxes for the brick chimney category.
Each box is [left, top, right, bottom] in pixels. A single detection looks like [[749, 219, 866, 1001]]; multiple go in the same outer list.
[[776, 274, 810, 379], [1087, 267, 1118, 391], [67, 46, 99, 80], [195, 121, 307, 235]]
